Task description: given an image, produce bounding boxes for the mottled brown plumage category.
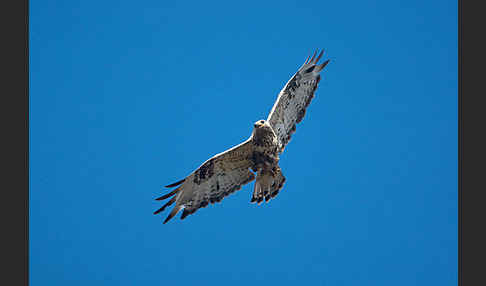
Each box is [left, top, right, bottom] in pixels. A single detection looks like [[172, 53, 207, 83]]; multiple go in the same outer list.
[[154, 50, 330, 223]]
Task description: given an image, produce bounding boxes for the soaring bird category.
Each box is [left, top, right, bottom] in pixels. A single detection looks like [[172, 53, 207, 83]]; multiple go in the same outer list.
[[154, 50, 330, 223]]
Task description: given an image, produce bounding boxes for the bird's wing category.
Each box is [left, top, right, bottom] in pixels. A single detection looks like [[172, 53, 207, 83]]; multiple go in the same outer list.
[[267, 49, 330, 153], [154, 138, 255, 223]]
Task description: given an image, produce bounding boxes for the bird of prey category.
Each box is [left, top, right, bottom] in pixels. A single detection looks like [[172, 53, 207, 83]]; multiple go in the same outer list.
[[154, 50, 330, 224]]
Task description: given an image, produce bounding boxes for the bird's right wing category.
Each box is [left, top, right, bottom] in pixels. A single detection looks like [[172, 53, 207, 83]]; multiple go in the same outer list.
[[267, 50, 330, 153], [154, 138, 255, 223]]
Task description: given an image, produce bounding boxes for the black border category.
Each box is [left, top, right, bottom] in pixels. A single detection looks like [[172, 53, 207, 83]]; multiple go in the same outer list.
[[2, 0, 28, 285], [458, 0, 462, 284], [460, 0, 486, 285]]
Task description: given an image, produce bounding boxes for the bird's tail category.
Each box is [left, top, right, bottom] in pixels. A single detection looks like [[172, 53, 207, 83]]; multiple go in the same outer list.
[[251, 166, 285, 204]]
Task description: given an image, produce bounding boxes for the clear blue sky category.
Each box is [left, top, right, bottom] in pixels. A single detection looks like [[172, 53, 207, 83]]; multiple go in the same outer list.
[[30, 0, 457, 285]]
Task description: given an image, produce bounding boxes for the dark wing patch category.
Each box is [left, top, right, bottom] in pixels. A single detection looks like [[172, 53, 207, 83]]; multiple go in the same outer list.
[[267, 49, 330, 153], [193, 159, 215, 184]]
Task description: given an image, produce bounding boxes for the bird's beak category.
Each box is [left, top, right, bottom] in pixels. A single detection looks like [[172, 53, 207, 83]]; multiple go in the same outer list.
[[254, 123, 258, 128]]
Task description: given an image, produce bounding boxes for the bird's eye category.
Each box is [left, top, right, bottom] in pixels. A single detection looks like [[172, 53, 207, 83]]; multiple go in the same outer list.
[[260, 120, 265, 123]]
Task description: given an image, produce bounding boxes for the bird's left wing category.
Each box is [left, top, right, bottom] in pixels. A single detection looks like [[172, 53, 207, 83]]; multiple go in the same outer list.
[[154, 138, 255, 223], [267, 49, 330, 153]]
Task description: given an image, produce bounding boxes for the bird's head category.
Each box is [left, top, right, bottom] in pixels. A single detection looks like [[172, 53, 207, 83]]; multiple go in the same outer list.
[[253, 120, 267, 129]]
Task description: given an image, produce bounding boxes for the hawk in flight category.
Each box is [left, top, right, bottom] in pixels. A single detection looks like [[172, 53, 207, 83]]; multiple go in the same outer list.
[[154, 50, 330, 223]]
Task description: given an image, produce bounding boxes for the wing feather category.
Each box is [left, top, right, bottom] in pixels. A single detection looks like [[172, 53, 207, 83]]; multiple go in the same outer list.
[[267, 49, 330, 153], [154, 138, 255, 223], [155, 187, 181, 201], [165, 179, 185, 188], [153, 196, 177, 215]]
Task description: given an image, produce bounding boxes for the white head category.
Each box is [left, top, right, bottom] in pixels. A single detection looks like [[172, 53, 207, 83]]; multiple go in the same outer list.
[[252, 119, 276, 146], [252, 119, 274, 137], [253, 119, 267, 129]]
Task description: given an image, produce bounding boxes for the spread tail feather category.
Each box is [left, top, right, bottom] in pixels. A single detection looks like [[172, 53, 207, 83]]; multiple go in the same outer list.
[[251, 166, 285, 204]]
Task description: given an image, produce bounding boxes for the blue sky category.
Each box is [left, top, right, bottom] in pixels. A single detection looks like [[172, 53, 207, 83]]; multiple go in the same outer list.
[[30, 0, 457, 285]]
